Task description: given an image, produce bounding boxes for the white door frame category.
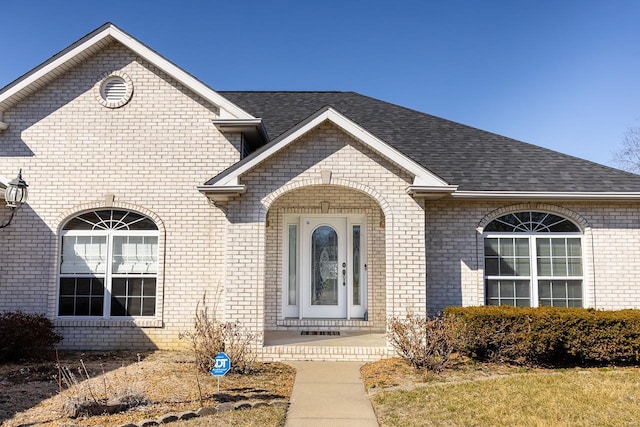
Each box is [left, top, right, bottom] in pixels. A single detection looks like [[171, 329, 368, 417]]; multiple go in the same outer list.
[[282, 214, 367, 320]]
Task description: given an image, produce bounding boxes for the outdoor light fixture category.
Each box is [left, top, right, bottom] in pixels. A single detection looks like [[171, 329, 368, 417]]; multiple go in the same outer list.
[[1, 170, 29, 229]]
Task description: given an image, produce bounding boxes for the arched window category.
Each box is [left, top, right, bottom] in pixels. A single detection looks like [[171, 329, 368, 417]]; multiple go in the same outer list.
[[58, 209, 159, 317], [483, 211, 583, 307]]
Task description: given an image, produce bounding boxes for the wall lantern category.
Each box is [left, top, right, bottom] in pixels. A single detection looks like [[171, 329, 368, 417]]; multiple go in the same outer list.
[[1, 170, 29, 229]]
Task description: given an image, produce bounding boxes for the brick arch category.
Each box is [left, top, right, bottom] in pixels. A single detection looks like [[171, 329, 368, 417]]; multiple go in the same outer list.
[[477, 203, 590, 233], [259, 178, 393, 220]]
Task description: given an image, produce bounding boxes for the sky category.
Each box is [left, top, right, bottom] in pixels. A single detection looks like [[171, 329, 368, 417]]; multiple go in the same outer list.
[[1, 0, 639, 168]]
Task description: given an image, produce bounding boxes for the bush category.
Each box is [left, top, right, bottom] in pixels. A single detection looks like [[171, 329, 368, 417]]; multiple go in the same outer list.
[[0, 311, 62, 362], [388, 314, 461, 372], [180, 294, 256, 374], [445, 306, 640, 366]]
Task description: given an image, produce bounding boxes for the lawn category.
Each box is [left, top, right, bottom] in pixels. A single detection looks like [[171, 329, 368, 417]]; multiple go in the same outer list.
[[363, 359, 640, 427], [0, 351, 294, 427]]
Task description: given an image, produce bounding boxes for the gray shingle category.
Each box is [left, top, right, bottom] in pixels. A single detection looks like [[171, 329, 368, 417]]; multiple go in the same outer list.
[[220, 91, 640, 192]]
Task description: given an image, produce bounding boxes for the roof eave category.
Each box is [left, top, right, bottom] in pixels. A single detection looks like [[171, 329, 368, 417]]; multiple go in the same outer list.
[[449, 191, 640, 201], [197, 185, 247, 202], [406, 185, 458, 200]]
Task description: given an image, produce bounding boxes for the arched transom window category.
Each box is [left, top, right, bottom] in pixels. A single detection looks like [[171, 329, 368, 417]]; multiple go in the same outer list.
[[483, 211, 583, 308], [58, 209, 159, 317]]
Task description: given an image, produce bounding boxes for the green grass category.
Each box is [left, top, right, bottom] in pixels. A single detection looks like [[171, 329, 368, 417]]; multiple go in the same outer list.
[[372, 368, 640, 427]]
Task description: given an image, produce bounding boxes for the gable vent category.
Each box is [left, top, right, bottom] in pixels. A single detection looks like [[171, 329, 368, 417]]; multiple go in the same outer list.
[[96, 72, 133, 109], [102, 77, 127, 101]]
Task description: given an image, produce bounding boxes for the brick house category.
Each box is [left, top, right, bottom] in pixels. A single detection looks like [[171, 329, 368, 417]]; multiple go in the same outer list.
[[2, 23, 640, 360]]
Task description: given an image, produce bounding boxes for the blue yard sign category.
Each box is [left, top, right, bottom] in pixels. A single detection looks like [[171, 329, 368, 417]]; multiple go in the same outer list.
[[211, 352, 231, 377]]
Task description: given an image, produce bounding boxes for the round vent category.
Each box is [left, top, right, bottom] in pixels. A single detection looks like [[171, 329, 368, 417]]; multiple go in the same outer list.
[[96, 72, 133, 108], [101, 77, 127, 102]]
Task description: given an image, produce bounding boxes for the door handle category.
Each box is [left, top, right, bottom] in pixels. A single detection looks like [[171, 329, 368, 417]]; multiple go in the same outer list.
[[342, 262, 346, 286]]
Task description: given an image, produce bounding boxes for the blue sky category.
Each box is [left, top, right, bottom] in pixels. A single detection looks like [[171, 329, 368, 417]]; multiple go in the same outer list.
[[1, 0, 639, 167]]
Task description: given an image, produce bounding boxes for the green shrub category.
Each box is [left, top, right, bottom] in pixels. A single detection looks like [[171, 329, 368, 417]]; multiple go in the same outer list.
[[0, 311, 62, 362], [388, 314, 462, 371], [444, 306, 640, 366]]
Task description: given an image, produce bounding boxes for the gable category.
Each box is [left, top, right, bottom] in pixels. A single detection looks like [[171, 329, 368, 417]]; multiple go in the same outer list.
[[200, 107, 458, 202], [0, 23, 253, 123]]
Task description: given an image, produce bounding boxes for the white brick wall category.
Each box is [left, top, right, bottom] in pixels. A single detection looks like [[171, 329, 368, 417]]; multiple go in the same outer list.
[[425, 200, 640, 313], [0, 44, 236, 349]]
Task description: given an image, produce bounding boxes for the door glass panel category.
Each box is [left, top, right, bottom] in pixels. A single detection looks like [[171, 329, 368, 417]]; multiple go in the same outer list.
[[352, 225, 361, 305], [311, 225, 338, 306], [288, 225, 297, 305]]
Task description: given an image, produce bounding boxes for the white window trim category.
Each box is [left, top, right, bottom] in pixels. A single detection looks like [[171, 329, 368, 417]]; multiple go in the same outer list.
[[483, 231, 585, 307], [57, 228, 159, 319]]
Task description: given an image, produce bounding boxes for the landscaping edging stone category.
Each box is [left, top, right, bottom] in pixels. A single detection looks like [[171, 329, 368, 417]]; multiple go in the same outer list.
[[116, 399, 288, 427]]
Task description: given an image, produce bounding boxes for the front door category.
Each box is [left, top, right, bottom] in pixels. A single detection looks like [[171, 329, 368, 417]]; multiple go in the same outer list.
[[283, 214, 367, 320], [301, 217, 347, 318]]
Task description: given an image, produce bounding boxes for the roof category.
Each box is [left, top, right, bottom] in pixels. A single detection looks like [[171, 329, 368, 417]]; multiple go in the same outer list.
[[219, 91, 640, 193]]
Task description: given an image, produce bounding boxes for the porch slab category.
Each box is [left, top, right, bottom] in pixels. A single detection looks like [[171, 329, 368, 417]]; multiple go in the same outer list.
[[264, 331, 386, 347]]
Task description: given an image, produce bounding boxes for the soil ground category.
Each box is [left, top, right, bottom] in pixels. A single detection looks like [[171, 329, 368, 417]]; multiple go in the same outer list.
[[0, 351, 295, 427]]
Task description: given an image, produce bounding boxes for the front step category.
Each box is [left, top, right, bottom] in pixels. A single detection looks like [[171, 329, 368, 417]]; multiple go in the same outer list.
[[260, 344, 392, 362], [260, 330, 392, 361]]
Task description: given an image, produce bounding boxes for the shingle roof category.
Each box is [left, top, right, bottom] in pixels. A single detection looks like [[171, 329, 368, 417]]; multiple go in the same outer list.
[[219, 91, 640, 192]]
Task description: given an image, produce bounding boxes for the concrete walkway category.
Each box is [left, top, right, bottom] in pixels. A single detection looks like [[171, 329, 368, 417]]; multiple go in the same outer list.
[[284, 361, 379, 427]]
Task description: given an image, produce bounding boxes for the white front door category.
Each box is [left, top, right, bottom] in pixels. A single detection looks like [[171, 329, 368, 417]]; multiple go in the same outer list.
[[301, 217, 347, 318], [282, 214, 367, 320]]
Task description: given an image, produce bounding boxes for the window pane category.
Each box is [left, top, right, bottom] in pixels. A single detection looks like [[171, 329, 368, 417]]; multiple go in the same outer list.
[[536, 239, 551, 257], [568, 258, 582, 276], [127, 297, 142, 316], [515, 238, 529, 256], [288, 225, 297, 305], [111, 297, 126, 316], [500, 258, 515, 276], [143, 279, 156, 297], [500, 239, 514, 256], [112, 236, 158, 274], [76, 278, 91, 295], [552, 259, 567, 276], [567, 238, 581, 256], [61, 235, 107, 274], [485, 258, 499, 276], [91, 297, 104, 315], [352, 225, 361, 306], [60, 278, 76, 295], [485, 239, 499, 256], [515, 299, 530, 307], [142, 298, 156, 316], [552, 282, 567, 299], [538, 280, 551, 298], [129, 278, 143, 297], [59, 297, 75, 315], [112, 278, 126, 297], [514, 281, 530, 298], [500, 282, 514, 297], [552, 239, 567, 257], [537, 258, 552, 276], [75, 297, 90, 315], [486, 280, 499, 298], [567, 280, 582, 298], [515, 258, 530, 276]]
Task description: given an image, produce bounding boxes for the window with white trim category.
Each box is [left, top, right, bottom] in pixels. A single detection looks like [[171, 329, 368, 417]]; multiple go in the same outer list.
[[483, 211, 583, 307], [58, 210, 159, 317]]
